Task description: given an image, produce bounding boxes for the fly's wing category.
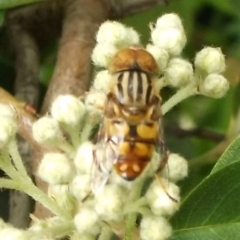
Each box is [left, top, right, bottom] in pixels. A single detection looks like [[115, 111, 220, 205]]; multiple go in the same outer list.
[[90, 139, 111, 194], [90, 102, 118, 194]]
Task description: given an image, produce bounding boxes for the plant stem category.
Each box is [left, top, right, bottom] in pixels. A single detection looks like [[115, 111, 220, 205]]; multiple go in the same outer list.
[[22, 178, 71, 219], [7, 138, 28, 176], [99, 225, 112, 240], [162, 81, 198, 115], [123, 178, 145, 240], [0, 178, 18, 189], [0, 150, 19, 179]]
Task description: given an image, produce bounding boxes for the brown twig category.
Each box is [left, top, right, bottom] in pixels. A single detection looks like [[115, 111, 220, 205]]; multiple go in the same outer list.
[[165, 125, 225, 143]]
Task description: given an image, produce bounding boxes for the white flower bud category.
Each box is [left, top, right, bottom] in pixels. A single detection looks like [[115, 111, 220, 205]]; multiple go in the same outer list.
[[0, 116, 17, 148], [0, 227, 27, 240], [96, 21, 129, 45], [151, 28, 186, 56], [109, 171, 134, 190], [146, 44, 169, 70], [48, 184, 76, 214], [156, 13, 184, 31], [0, 218, 6, 230], [0, 104, 16, 119], [85, 91, 107, 110], [51, 95, 85, 127], [165, 58, 193, 87], [162, 153, 188, 182], [74, 208, 100, 235], [195, 47, 225, 74], [32, 116, 63, 145], [140, 216, 172, 240], [199, 73, 229, 98], [125, 27, 140, 46], [74, 142, 94, 174], [94, 184, 124, 221], [92, 43, 118, 67], [38, 153, 73, 185], [92, 70, 111, 93], [145, 179, 180, 216], [71, 174, 91, 201]]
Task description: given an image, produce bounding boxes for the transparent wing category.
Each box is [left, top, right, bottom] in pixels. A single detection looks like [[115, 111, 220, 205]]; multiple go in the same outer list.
[[90, 140, 111, 194]]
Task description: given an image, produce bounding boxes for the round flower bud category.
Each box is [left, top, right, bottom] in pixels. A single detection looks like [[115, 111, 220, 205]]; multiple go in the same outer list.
[[74, 142, 94, 174], [71, 174, 91, 201], [156, 13, 184, 31], [74, 207, 100, 235], [146, 44, 169, 70], [199, 73, 229, 98], [96, 21, 129, 45], [48, 184, 76, 214], [32, 116, 63, 145], [125, 27, 140, 46], [38, 153, 73, 185], [0, 116, 17, 148], [145, 179, 180, 216], [195, 47, 225, 74], [51, 95, 85, 127], [85, 91, 107, 110], [0, 104, 16, 119], [165, 58, 193, 87], [151, 27, 186, 56], [140, 215, 172, 240], [0, 227, 27, 240], [162, 153, 188, 182], [92, 70, 111, 93], [94, 184, 124, 221], [92, 43, 118, 67]]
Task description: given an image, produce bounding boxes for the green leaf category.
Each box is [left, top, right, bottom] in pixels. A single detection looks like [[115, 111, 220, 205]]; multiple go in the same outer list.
[[171, 160, 240, 239], [0, 0, 46, 9], [211, 135, 240, 174]]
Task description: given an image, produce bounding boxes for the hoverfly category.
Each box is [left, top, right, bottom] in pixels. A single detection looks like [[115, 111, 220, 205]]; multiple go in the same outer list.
[[91, 47, 168, 192]]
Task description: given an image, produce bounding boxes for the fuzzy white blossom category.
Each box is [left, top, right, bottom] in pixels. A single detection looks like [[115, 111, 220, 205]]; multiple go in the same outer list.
[[38, 153, 73, 185], [151, 27, 186, 56], [140, 216, 172, 240], [0, 104, 16, 119], [0, 116, 17, 148], [85, 91, 107, 110], [92, 43, 118, 67], [71, 174, 91, 201], [146, 179, 180, 216], [96, 21, 140, 48], [125, 27, 140, 46], [32, 116, 63, 145], [195, 47, 225, 74], [92, 70, 111, 93], [51, 95, 85, 127], [156, 13, 184, 31], [199, 73, 229, 98], [162, 153, 188, 182], [146, 44, 169, 70], [96, 21, 130, 45], [94, 184, 125, 221], [74, 208, 100, 235], [165, 58, 193, 88], [0, 227, 28, 240], [74, 142, 94, 174]]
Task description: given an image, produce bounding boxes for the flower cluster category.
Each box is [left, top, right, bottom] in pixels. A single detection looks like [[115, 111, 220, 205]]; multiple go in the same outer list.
[[0, 13, 228, 240]]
